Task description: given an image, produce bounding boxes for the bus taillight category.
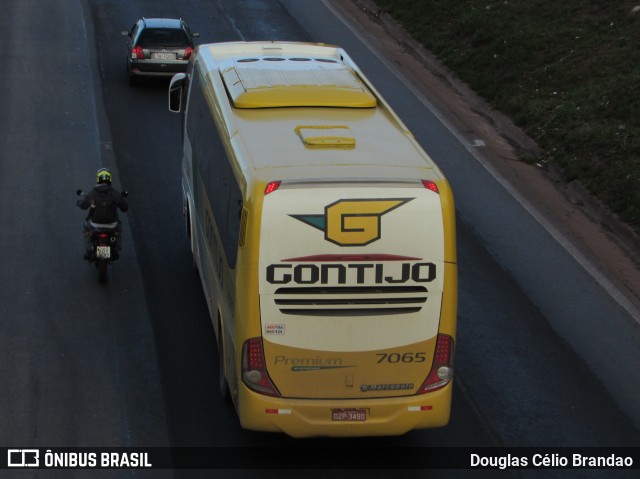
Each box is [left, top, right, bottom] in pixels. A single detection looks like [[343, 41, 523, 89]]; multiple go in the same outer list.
[[421, 179, 439, 194], [242, 337, 281, 397], [417, 334, 454, 394], [264, 181, 281, 195]]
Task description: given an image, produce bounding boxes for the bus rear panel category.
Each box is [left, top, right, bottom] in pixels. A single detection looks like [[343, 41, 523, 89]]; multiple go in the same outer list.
[[238, 179, 456, 437]]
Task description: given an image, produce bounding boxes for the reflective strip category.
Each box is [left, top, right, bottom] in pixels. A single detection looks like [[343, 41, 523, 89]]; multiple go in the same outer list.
[[408, 405, 433, 412], [265, 409, 292, 415]]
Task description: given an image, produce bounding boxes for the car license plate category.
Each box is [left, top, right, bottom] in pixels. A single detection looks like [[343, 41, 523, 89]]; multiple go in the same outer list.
[[331, 409, 367, 422], [153, 52, 175, 60], [96, 246, 111, 259]]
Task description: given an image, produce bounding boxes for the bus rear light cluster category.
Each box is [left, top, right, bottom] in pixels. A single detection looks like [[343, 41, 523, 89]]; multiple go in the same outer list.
[[242, 337, 281, 397], [417, 334, 454, 393]]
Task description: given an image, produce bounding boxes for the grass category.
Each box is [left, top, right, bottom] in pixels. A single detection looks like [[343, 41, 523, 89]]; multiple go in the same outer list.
[[373, 0, 640, 233]]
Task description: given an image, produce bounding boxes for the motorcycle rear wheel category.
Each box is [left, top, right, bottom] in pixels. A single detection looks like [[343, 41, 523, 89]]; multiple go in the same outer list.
[[98, 259, 108, 283]]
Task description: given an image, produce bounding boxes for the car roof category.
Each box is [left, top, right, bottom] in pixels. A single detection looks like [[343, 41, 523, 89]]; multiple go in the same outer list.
[[140, 18, 184, 29]]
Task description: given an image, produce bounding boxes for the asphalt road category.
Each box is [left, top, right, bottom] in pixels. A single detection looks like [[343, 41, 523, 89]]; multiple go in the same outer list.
[[0, 0, 638, 478]]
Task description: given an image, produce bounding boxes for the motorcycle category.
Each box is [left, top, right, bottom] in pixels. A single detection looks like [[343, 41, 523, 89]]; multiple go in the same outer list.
[[76, 189, 127, 283]]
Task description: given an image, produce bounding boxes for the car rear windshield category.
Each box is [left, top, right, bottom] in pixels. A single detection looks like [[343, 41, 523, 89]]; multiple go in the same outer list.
[[138, 28, 190, 48]]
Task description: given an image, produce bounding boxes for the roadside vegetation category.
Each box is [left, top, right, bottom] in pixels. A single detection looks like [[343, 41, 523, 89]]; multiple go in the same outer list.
[[373, 0, 640, 234]]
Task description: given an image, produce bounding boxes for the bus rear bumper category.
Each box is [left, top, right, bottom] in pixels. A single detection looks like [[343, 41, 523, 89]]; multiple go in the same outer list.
[[237, 382, 453, 438]]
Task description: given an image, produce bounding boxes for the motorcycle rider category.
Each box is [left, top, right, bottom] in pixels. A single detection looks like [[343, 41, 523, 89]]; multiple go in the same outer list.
[[77, 168, 128, 260]]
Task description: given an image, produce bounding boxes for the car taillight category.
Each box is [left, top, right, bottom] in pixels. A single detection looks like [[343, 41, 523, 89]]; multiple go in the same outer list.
[[242, 337, 280, 397], [417, 334, 454, 394], [183, 46, 193, 59], [132, 45, 144, 59]]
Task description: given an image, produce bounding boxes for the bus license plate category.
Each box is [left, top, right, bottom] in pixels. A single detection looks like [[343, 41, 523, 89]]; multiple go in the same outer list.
[[331, 409, 367, 422], [96, 246, 111, 259]]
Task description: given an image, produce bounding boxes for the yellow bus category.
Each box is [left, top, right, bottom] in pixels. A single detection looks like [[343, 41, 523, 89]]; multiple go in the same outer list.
[[168, 41, 457, 437]]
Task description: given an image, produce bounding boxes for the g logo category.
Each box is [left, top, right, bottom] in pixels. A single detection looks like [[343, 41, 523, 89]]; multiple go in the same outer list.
[[291, 198, 412, 246]]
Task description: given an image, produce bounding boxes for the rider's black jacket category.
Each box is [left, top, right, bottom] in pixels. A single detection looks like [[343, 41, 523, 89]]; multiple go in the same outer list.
[[77, 184, 128, 224]]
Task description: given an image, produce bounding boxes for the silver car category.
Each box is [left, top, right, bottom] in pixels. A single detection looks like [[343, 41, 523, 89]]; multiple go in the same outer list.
[[122, 18, 199, 86]]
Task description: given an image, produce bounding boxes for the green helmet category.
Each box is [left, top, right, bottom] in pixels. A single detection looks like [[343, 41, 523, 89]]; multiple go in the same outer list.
[[96, 168, 113, 184]]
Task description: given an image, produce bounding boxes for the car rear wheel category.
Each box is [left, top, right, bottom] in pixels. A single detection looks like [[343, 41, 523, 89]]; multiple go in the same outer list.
[[126, 62, 137, 86]]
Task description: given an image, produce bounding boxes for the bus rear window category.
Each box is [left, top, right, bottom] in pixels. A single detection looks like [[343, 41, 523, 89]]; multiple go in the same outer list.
[[138, 28, 191, 48]]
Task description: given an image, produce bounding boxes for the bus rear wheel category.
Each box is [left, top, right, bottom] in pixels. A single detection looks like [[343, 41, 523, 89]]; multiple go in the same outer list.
[[218, 320, 231, 401]]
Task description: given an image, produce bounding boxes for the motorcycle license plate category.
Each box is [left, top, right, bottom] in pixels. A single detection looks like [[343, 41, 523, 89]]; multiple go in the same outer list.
[[96, 246, 111, 259]]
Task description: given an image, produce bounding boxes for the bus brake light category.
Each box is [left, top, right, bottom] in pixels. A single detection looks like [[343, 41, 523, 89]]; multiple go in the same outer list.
[[242, 337, 281, 397], [264, 181, 281, 195], [421, 180, 439, 193], [417, 334, 454, 393]]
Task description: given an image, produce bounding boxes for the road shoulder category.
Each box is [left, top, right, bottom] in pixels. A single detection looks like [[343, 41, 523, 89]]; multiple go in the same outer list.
[[328, 0, 640, 314]]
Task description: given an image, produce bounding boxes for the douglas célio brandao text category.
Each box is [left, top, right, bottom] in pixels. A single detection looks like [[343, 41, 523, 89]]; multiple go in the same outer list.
[[470, 453, 634, 469]]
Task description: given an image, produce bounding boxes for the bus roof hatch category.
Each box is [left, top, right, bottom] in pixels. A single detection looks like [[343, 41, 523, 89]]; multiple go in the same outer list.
[[220, 57, 377, 109]]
